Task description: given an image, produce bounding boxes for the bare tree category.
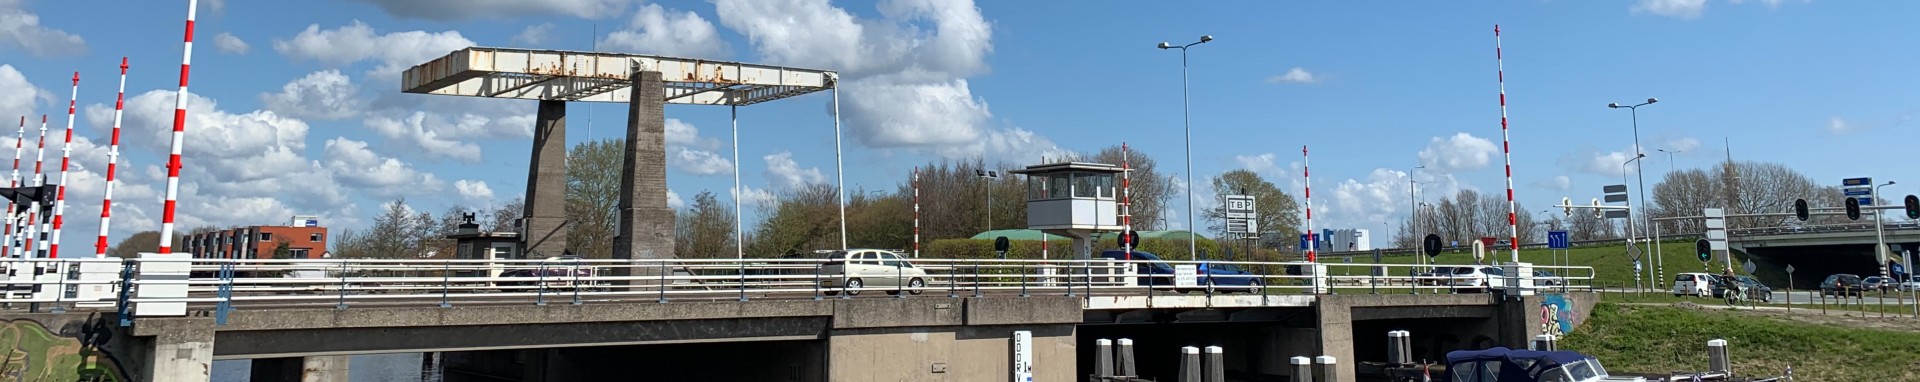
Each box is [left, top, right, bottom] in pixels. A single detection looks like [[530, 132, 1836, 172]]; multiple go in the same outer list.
[[675, 190, 738, 259], [1086, 145, 1174, 231]]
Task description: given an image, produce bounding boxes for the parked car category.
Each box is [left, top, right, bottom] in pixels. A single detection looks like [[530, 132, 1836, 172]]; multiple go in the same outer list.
[[819, 249, 927, 296], [1671, 272, 1713, 297], [1821, 273, 1863, 297], [1533, 270, 1562, 287], [1863, 276, 1893, 292], [1097, 250, 1264, 292], [1418, 266, 1459, 286], [1898, 280, 1920, 292], [1436, 265, 1505, 292], [1710, 275, 1772, 303]]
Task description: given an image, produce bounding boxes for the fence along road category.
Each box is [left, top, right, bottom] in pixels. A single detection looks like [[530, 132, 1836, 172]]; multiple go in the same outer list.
[[0, 256, 1594, 318]]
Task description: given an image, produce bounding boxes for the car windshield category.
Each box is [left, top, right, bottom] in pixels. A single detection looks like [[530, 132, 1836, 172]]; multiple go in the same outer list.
[[1210, 263, 1244, 272], [1451, 267, 1476, 275], [1562, 359, 1603, 381], [827, 251, 849, 261]]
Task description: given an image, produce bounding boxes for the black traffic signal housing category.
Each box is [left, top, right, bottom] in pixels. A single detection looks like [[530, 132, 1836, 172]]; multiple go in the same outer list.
[[1906, 195, 1919, 220], [1794, 199, 1809, 221], [1695, 239, 1712, 262], [1845, 197, 1862, 220]]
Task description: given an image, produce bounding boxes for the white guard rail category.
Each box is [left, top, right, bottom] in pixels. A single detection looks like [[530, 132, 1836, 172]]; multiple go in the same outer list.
[[0, 256, 1594, 317]]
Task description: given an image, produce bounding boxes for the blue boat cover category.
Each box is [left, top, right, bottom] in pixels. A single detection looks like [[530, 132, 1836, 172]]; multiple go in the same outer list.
[[1443, 347, 1595, 382]]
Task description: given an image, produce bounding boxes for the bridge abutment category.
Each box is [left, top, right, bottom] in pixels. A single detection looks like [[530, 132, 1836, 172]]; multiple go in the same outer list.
[[614, 70, 673, 261], [523, 100, 568, 258]]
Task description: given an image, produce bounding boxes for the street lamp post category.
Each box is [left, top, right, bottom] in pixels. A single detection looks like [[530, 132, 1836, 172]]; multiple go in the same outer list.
[[1159, 35, 1213, 260], [1610, 98, 1657, 290], [1652, 148, 1680, 287], [977, 169, 999, 233], [1623, 154, 1647, 291], [1409, 165, 1424, 267], [1874, 180, 1895, 282]]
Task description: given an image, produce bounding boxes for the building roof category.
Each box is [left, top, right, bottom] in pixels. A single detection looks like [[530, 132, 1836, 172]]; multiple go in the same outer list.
[[1007, 161, 1124, 175]]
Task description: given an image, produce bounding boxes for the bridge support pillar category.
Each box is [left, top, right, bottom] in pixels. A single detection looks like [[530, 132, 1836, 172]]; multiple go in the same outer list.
[[523, 99, 569, 258], [614, 70, 674, 261], [141, 323, 214, 382], [251, 355, 350, 382], [1313, 298, 1356, 382]]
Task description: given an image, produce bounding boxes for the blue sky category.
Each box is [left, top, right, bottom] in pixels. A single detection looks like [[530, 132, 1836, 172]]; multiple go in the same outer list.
[[2, 0, 1918, 256]]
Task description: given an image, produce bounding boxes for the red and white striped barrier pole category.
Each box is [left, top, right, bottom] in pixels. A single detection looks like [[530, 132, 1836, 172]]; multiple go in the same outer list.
[[96, 58, 128, 258], [1304, 145, 1315, 263], [1122, 143, 1133, 258], [157, 0, 199, 254], [28, 115, 46, 258], [1495, 25, 1519, 263], [4, 116, 20, 258], [49, 72, 78, 258]]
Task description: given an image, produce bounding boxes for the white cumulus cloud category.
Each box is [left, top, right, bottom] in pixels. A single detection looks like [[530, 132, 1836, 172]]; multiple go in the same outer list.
[[349, 0, 634, 21], [1417, 133, 1499, 172], [0, 1, 85, 57], [273, 21, 475, 79], [1631, 0, 1708, 19], [213, 32, 249, 54], [598, 4, 729, 58], [261, 70, 362, 121], [1267, 67, 1318, 84], [0, 64, 51, 122], [455, 180, 495, 203], [513, 23, 555, 45], [763, 151, 825, 189]]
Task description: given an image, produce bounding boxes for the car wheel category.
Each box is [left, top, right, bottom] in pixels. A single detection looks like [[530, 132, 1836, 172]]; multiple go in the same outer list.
[[1205, 279, 1218, 294], [1246, 279, 1264, 293], [845, 278, 863, 296], [823, 290, 839, 296], [907, 278, 925, 295]]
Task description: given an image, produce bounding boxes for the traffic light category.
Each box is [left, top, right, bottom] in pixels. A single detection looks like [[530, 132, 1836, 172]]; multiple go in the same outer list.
[[1906, 195, 1919, 220], [1794, 199, 1809, 221], [1695, 239, 1711, 262], [1591, 198, 1603, 219], [1845, 197, 1862, 221], [1561, 197, 1572, 216]]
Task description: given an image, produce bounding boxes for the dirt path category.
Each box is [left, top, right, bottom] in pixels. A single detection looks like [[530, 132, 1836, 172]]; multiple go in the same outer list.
[[1624, 301, 1920, 333]]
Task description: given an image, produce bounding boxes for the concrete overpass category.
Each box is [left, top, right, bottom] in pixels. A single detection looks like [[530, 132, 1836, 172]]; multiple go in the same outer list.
[[0, 256, 1595, 381], [1730, 222, 1920, 285]]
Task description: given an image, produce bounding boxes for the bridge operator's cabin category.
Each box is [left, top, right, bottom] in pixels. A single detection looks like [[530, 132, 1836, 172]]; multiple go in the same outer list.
[[1010, 161, 1126, 260]]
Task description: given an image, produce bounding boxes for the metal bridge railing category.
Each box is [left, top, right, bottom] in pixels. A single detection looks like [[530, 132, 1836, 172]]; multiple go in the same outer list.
[[0, 257, 1595, 321]]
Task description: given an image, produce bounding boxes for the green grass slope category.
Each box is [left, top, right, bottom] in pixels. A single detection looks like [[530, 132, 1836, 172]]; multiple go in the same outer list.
[[1561, 303, 1920, 381]]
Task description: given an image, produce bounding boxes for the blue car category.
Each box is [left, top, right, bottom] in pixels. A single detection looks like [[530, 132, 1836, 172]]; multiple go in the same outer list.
[[1097, 250, 1264, 292]]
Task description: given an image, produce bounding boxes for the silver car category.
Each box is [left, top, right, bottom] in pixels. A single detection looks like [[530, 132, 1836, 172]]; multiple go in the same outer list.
[[820, 249, 928, 296]]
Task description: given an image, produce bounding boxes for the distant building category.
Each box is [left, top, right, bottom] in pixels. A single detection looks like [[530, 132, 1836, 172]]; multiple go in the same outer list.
[[1317, 228, 1371, 252], [180, 217, 330, 259]]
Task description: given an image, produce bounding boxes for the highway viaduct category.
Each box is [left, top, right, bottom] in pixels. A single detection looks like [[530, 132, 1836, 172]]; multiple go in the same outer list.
[[16, 291, 1591, 382]]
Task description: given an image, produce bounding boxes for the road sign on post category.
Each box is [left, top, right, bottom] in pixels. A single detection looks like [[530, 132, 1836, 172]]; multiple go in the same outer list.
[[1224, 195, 1256, 234], [1547, 231, 1569, 249], [1422, 234, 1443, 258]]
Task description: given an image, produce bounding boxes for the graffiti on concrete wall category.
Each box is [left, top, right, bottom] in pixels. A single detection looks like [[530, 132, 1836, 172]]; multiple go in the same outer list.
[[1540, 294, 1576, 335], [0, 316, 127, 381]]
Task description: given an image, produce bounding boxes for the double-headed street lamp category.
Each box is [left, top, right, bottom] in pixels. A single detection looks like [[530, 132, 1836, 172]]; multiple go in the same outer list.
[[1158, 35, 1213, 260], [1609, 98, 1657, 287]]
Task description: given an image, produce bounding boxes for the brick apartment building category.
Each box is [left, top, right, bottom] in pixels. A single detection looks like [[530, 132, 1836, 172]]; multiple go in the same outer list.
[[180, 217, 330, 259]]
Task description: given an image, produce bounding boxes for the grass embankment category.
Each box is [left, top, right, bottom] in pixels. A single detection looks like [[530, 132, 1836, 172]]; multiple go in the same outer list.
[[1562, 303, 1920, 381]]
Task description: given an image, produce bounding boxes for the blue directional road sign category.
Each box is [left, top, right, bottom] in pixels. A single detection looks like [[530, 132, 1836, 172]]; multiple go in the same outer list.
[[1858, 197, 1875, 206], [1844, 177, 1873, 187], [1548, 231, 1571, 249], [1845, 188, 1872, 196], [1892, 261, 1907, 278]]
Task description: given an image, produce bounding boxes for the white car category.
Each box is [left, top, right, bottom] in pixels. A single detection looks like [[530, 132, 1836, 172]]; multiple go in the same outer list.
[[1672, 272, 1713, 297], [1441, 266, 1506, 291], [820, 249, 928, 296]]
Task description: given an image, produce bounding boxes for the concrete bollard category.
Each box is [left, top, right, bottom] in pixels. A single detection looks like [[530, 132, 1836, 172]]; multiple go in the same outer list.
[[1202, 346, 1224, 382], [1531, 334, 1556, 351], [1386, 330, 1410, 365], [1179, 347, 1201, 382], [1116, 338, 1137, 377], [1094, 339, 1114, 379], [1707, 339, 1730, 376], [1314, 356, 1338, 382], [1291, 356, 1314, 382]]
